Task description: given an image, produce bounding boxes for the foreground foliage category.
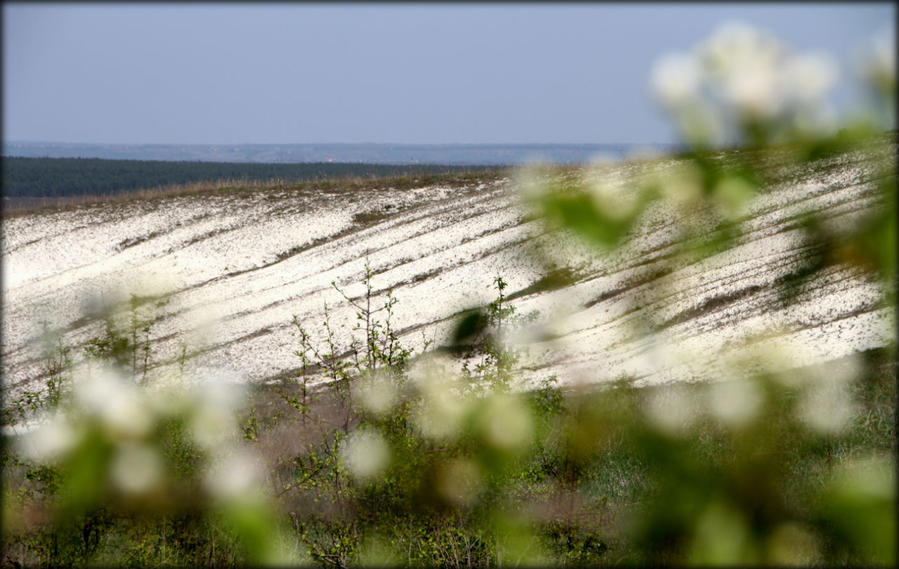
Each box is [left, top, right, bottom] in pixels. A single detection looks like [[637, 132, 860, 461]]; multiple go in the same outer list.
[[2, 272, 895, 566]]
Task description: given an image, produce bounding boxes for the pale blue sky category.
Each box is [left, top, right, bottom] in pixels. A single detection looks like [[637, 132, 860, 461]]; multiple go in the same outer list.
[[3, 3, 894, 145]]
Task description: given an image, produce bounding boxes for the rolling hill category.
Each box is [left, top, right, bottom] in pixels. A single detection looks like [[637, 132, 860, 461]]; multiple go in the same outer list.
[[2, 145, 894, 405]]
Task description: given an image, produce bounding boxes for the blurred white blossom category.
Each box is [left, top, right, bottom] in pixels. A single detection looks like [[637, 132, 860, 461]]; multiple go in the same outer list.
[[111, 442, 164, 495], [205, 447, 266, 498], [722, 58, 784, 118], [644, 384, 700, 434], [73, 365, 153, 438], [825, 353, 864, 385], [413, 388, 468, 441], [409, 354, 471, 440], [353, 372, 398, 416], [340, 428, 391, 481], [15, 411, 77, 461], [407, 352, 457, 391], [188, 376, 245, 448], [512, 163, 551, 202], [782, 53, 838, 103], [797, 375, 856, 434], [739, 340, 818, 388], [189, 400, 239, 449], [650, 52, 703, 108], [706, 377, 762, 427], [652, 21, 841, 141], [699, 22, 783, 78], [479, 394, 533, 451]]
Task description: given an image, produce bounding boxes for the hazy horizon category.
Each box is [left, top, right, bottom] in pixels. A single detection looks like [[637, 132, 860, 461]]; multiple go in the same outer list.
[[4, 140, 674, 147], [5, 140, 680, 165], [4, 3, 894, 146]]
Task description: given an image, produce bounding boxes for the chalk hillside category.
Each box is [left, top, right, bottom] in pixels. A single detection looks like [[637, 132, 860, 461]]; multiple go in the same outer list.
[[2, 146, 894, 399]]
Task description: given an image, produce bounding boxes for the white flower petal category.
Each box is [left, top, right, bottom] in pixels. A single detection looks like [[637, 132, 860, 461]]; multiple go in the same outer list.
[[111, 442, 163, 494], [650, 52, 702, 108], [340, 429, 390, 480]]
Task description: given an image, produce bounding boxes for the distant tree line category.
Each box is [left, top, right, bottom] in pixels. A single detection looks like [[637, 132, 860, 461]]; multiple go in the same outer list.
[[1, 157, 500, 198]]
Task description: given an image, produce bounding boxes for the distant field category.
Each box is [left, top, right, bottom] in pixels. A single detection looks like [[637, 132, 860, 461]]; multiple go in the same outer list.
[[1, 156, 503, 199]]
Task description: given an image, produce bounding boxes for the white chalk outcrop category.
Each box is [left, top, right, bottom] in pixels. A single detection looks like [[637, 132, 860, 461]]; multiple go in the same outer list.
[[2, 149, 893, 399]]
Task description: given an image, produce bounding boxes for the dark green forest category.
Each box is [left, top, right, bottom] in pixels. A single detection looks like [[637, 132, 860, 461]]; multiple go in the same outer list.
[[1, 157, 501, 198]]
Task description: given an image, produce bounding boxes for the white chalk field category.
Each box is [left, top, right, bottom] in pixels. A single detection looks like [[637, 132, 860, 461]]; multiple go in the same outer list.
[[2, 150, 894, 405]]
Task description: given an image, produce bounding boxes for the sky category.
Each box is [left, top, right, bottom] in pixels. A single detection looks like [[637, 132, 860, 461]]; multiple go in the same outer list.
[[3, 3, 894, 145]]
